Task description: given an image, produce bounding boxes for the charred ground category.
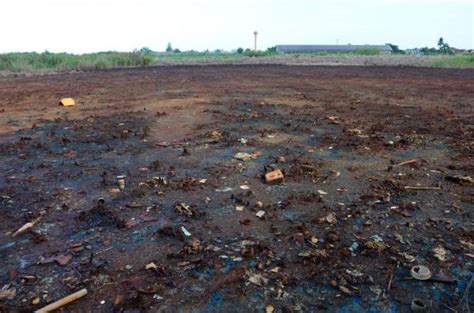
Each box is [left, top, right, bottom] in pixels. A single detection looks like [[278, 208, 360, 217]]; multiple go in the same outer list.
[[0, 65, 473, 312]]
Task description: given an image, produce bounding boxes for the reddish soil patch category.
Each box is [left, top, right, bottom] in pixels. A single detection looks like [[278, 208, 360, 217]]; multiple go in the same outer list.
[[0, 65, 473, 312]]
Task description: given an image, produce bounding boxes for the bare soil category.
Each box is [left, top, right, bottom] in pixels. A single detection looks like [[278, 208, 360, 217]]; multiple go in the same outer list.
[[0, 65, 473, 312]]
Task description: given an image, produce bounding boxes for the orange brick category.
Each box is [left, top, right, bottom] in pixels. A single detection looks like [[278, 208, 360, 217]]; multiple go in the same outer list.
[[265, 169, 284, 184]]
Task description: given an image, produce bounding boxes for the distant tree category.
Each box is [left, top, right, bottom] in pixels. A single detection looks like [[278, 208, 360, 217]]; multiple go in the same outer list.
[[437, 37, 445, 48], [135, 47, 153, 55], [420, 47, 437, 55], [386, 43, 405, 54], [267, 46, 277, 53], [244, 48, 251, 53], [166, 43, 173, 52], [237, 47, 244, 54], [437, 37, 452, 54], [173, 48, 181, 53]]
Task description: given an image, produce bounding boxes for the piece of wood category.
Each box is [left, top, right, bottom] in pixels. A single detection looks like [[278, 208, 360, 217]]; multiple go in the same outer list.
[[35, 288, 87, 313], [404, 186, 441, 191], [393, 159, 418, 167]]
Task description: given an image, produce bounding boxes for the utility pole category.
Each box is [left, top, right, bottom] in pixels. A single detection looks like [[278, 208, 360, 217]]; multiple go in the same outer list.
[[254, 31, 258, 51]]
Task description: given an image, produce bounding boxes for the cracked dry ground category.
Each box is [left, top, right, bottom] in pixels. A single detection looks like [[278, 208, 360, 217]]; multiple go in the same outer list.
[[0, 65, 473, 312]]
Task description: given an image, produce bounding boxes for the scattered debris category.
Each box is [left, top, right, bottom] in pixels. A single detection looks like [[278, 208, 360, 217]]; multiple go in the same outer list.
[[0, 288, 16, 300], [208, 130, 222, 139], [35, 288, 87, 313], [117, 176, 126, 190], [266, 304, 275, 313], [393, 159, 418, 167], [256, 210, 266, 219], [216, 187, 233, 192], [12, 219, 38, 237], [432, 246, 448, 262], [410, 265, 432, 281], [145, 262, 158, 270], [445, 175, 473, 185], [238, 138, 248, 145], [233, 152, 256, 161], [404, 185, 441, 191], [59, 98, 75, 107], [175, 202, 195, 217], [321, 212, 337, 225], [247, 272, 268, 287], [40, 254, 73, 266], [411, 298, 430, 312], [265, 169, 284, 184], [327, 116, 341, 124], [181, 226, 192, 237]]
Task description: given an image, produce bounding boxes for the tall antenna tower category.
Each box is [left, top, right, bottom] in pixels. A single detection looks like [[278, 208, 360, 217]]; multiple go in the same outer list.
[[254, 31, 258, 51]]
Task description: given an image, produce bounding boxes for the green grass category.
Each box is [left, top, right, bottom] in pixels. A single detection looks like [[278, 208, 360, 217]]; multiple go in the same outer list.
[[353, 48, 381, 55], [154, 50, 279, 60], [154, 53, 244, 61], [427, 54, 474, 68], [0, 52, 154, 72], [1, 51, 473, 73]]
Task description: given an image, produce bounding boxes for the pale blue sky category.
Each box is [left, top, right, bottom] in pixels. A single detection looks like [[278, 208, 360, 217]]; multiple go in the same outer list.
[[1, 0, 472, 53]]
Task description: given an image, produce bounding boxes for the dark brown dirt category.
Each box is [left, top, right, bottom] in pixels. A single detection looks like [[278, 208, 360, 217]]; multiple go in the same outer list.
[[0, 65, 473, 312]]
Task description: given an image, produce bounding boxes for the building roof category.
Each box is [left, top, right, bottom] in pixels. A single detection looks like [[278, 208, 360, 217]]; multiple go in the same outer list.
[[275, 45, 392, 53]]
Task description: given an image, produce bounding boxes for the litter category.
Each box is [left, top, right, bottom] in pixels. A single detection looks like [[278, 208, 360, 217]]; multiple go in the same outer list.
[[247, 272, 268, 287], [432, 246, 448, 262], [256, 210, 266, 218], [117, 176, 126, 190], [58, 98, 75, 107], [411, 298, 430, 312], [445, 175, 473, 185], [265, 169, 284, 184], [145, 262, 158, 270], [410, 265, 432, 280], [12, 220, 37, 237], [216, 187, 233, 192], [181, 226, 192, 237], [233, 152, 255, 161], [35, 288, 87, 313], [0, 288, 16, 300]]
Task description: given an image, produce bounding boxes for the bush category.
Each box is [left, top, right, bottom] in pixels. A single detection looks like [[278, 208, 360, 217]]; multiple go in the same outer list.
[[0, 52, 155, 72]]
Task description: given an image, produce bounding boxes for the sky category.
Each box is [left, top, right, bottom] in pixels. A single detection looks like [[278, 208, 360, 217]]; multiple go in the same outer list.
[[1, 0, 472, 53]]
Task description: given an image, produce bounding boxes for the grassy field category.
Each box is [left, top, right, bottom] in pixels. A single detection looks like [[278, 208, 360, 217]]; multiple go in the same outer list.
[[426, 54, 474, 68], [0, 52, 154, 72], [0, 51, 472, 74]]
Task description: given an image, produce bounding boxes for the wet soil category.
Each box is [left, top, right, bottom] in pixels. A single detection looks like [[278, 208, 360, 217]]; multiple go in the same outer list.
[[0, 65, 473, 312]]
